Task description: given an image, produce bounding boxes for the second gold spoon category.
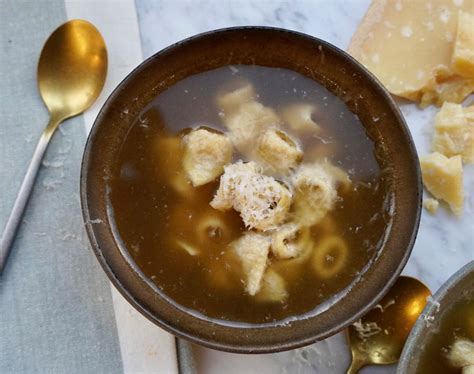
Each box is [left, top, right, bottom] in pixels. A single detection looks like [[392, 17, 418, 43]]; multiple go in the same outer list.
[[346, 276, 431, 373]]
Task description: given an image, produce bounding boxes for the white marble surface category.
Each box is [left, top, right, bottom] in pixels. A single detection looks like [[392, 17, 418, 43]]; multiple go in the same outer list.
[[134, 1, 474, 373]]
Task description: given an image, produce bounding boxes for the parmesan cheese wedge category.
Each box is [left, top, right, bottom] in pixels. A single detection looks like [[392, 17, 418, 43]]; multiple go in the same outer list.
[[432, 102, 474, 163], [452, 11, 474, 78], [420, 152, 464, 215], [348, 0, 474, 106]]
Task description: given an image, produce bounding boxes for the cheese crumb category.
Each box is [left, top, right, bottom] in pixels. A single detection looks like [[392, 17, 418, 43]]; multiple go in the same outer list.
[[210, 161, 292, 231], [420, 152, 463, 215], [423, 197, 439, 214]]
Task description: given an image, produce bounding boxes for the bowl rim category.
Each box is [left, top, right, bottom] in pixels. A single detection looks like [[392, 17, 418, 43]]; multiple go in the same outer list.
[[397, 261, 474, 373], [80, 26, 422, 353]]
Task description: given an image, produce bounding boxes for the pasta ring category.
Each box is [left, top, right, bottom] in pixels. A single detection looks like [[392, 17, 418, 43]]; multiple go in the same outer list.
[[312, 235, 348, 279], [196, 214, 230, 244]]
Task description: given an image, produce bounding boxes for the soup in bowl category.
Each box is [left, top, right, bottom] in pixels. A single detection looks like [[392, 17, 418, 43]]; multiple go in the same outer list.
[[81, 27, 421, 352]]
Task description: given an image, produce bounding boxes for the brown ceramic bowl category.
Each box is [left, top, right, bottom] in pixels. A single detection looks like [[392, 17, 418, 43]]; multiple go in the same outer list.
[[80, 27, 421, 353]]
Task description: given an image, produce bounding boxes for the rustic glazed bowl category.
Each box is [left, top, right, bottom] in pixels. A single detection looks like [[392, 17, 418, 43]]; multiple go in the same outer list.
[[80, 27, 422, 353], [397, 261, 474, 373]]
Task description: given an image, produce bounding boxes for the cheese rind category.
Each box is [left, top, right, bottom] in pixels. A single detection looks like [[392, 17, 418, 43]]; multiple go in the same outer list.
[[420, 152, 464, 215], [452, 11, 474, 78], [348, 0, 474, 105]]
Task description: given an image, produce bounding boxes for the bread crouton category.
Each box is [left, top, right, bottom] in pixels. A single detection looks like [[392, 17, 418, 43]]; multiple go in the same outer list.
[[223, 101, 281, 154], [256, 269, 288, 303], [231, 232, 271, 295], [210, 161, 292, 231], [182, 128, 233, 186], [217, 83, 256, 114]]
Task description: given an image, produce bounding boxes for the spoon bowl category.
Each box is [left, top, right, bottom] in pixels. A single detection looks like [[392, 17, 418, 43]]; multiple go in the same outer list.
[[346, 276, 431, 373], [38, 19, 107, 120], [0, 19, 107, 274]]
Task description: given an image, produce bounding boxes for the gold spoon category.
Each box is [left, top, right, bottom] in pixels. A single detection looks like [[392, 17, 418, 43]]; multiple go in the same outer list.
[[346, 276, 431, 374], [0, 19, 107, 274]]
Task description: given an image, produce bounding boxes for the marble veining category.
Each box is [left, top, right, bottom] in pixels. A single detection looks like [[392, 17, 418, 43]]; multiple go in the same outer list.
[[135, 1, 474, 373]]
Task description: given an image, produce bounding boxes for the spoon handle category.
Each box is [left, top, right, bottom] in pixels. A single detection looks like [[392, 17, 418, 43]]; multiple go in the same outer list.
[[346, 356, 366, 374], [0, 116, 61, 275]]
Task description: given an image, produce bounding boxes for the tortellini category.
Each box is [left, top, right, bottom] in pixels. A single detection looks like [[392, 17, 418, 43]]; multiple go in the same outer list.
[[312, 236, 348, 279], [182, 128, 233, 186], [281, 103, 321, 134], [291, 163, 339, 226], [256, 128, 303, 174], [195, 212, 231, 244], [270, 223, 311, 259]]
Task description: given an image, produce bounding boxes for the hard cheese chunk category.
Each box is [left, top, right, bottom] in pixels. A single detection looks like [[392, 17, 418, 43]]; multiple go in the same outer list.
[[210, 161, 292, 231], [433, 103, 474, 163], [257, 128, 303, 174], [423, 197, 440, 214], [232, 232, 271, 296], [452, 11, 474, 78], [348, 0, 474, 105], [420, 152, 463, 215], [182, 128, 233, 186]]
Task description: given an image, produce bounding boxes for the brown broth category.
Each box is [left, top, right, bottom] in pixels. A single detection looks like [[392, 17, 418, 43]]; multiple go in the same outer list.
[[109, 65, 392, 325], [415, 297, 474, 374]]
